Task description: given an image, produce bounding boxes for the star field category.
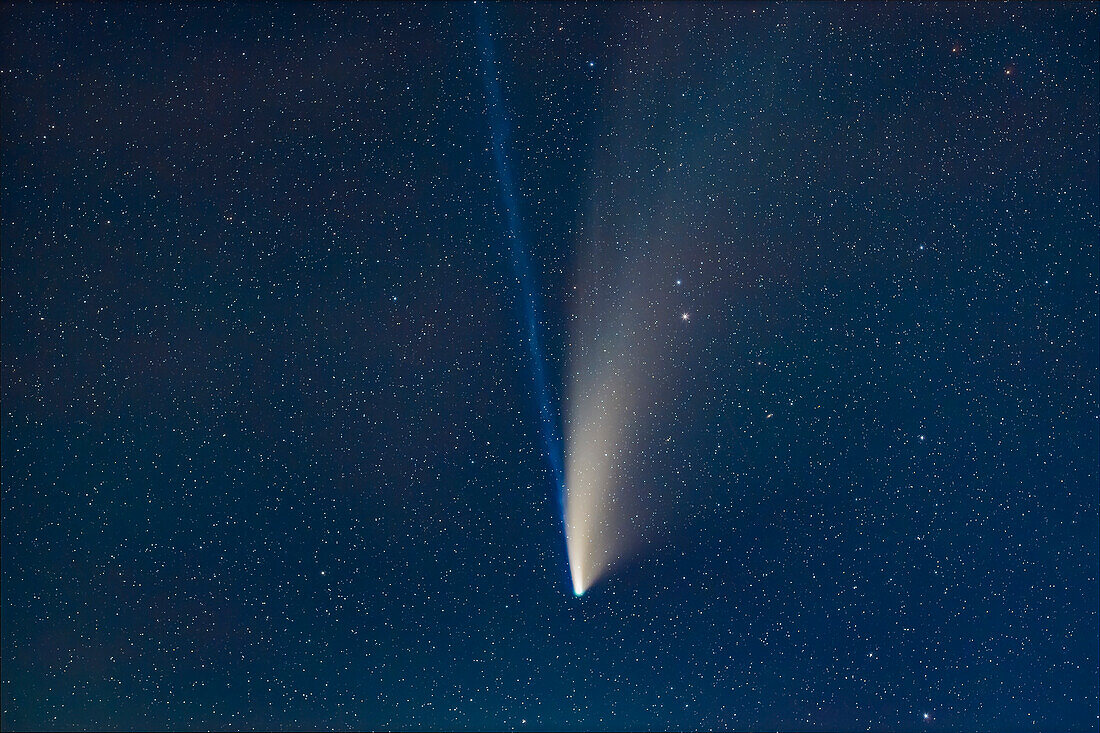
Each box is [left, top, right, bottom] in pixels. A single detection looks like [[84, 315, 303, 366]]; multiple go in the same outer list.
[[2, 3, 1097, 731]]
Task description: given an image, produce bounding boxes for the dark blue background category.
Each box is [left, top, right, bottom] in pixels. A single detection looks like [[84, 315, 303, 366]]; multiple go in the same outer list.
[[3, 3, 1097, 730]]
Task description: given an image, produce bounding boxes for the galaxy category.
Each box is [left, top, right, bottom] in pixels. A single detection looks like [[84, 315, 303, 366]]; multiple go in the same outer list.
[[3, 2, 1098, 731]]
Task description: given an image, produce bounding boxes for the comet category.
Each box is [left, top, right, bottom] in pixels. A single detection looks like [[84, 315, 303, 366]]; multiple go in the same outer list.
[[478, 4, 710, 597]]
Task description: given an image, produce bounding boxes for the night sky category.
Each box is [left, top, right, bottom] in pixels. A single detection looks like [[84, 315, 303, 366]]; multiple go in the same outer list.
[[2, 2, 1098, 731]]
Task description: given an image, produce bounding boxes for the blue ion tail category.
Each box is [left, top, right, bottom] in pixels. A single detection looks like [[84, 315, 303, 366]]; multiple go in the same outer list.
[[475, 5, 570, 568]]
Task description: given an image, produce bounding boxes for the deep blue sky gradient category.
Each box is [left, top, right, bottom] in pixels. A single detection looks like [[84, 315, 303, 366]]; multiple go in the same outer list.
[[2, 3, 1097, 731]]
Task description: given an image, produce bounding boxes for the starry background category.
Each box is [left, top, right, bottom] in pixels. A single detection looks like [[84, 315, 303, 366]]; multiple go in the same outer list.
[[2, 2, 1097, 731]]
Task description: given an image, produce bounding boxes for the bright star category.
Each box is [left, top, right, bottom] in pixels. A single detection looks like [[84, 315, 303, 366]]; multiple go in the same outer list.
[[681, 312, 690, 321]]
